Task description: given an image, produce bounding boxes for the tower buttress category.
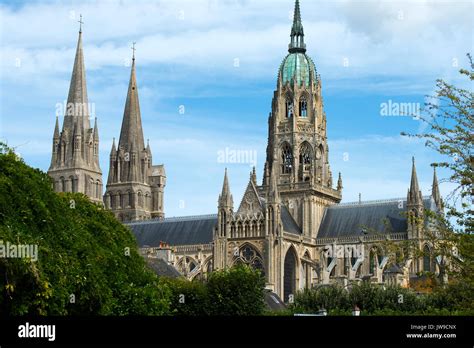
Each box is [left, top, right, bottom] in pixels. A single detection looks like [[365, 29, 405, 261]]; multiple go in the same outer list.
[[407, 157, 424, 239], [217, 168, 234, 238], [432, 167, 443, 211]]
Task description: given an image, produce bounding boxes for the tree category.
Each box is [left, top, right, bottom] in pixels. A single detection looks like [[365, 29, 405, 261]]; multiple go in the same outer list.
[[0, 143, 171, 315], [206, 265, 266, 315], [402, 53, 473, 233], [401, 54, 474, 285]]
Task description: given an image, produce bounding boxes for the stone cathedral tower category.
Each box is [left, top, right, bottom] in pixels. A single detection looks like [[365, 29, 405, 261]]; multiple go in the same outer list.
[[129, 0, 447, 300], [103, 50, 166, 222], [261, 0, 342, 236], [48, 24, 103, 204], [213, 0, 343, 300]]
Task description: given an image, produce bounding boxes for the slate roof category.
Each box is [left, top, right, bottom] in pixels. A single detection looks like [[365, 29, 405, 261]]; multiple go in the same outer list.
[[128, 214, 217, 247], [317, 197, 434, 239], [129, 204, 303, 248], [145, 258, 182, 278], [264, 290, 287, 311], [281, 205, 302, 235]]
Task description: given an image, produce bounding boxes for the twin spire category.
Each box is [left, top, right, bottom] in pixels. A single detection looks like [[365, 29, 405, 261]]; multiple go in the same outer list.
[[408, 157, 443, 210], [63, 16, 90, 132], [117, 42, 145, 154], [219, 168, 233, 209]]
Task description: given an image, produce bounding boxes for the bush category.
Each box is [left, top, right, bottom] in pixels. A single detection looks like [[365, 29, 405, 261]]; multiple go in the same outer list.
[[291, 281, 474, 316], [428, 281, 474, 313], [0, 145, 171, 315], [291, 285, 350, 314], [160, 265, 266, 316], [159, 277, 209, 316], [207, 265, 266, 315], [349, 282, 424, 314]]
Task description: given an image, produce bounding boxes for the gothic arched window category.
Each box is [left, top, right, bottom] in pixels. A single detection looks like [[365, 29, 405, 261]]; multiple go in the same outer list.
[[96, 180, 101, 198], [281, 143, 293, 174], [286, 98, 294, 118], [138, 192, 143, 208], [233, 244, 265, 276], [299, 96, 308, 117], [118, 191, 123, 209], [299, 142, 312, 182], [423, 245, 431, 272]]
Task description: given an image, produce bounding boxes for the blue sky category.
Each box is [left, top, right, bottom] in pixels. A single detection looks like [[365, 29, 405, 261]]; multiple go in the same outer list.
[[0, 0, 472, 217]]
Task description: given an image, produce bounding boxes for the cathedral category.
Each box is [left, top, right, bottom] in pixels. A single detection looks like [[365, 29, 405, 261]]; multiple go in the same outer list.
[[48, 1, 444, 302]]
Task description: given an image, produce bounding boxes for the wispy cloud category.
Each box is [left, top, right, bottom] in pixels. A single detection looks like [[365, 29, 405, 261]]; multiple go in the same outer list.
[[1, 0, 470, 216]]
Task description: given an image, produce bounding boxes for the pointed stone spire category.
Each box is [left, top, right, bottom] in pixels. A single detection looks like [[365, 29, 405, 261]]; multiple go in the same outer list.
[[63, 23, 90, 132], [110, 137, 117, 156], [219, 168, 233, 209], [146, 139, 151, 154], [93, 117, 99, 141], [53, 116, 60, 139], [408, 157, 423, 205], [251, 166, 257, 186], [432, 166, 443, 210], [118, 46, 145, 154], [289, 0, 306, 53], [337, 172, 343, 191]]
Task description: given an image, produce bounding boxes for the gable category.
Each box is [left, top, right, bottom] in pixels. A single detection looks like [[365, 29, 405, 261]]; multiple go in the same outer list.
[[237, 180, 263, 215]]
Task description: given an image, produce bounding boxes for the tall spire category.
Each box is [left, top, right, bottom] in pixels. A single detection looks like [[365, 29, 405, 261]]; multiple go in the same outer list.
[[118, 45, 145, 153], [432, 166, 443, 210], [219, 168, 233, 208], [289, 0, 306, 53], [408, 157, 423, 205], [64, 17, 90, 132]]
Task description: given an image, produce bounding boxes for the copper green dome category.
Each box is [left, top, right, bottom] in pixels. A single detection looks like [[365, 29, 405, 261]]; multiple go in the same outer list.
[[279, 1, 317, 87], [280, 53, 316, 87]]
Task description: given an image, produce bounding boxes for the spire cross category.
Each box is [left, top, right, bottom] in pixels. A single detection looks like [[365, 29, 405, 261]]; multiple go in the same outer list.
[[78, 14, 84, 33], [131, 42, 136, 60]]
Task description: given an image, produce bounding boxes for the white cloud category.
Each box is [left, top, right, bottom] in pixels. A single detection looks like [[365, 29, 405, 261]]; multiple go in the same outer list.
[[1, 0, 471, 86]]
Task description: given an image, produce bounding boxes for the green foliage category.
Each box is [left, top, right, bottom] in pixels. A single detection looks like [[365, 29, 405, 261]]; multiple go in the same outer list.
[[291, 282, 474, 316], [159, 265, 266, 316], [290, 285, 350, 314], [401, 53, 473, 233], [399, 54, 473, 288], [349, 282, 423, 313], [0, 144, 171, 315], [207, 265, 266, 316], [159, 277, 209, 316], [428, 280, 474, 313]]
